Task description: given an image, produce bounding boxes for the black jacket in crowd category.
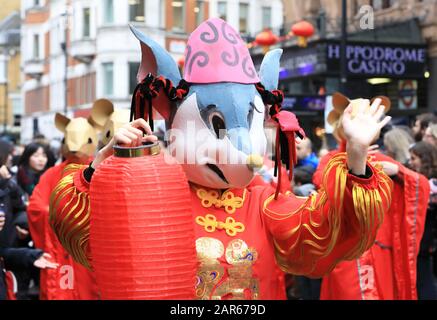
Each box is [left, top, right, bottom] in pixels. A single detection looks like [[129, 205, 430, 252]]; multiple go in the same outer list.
[[0, 176, 43, 300]]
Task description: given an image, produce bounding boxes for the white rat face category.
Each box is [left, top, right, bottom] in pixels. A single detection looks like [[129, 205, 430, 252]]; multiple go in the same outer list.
[[167, 90, 267, 189]]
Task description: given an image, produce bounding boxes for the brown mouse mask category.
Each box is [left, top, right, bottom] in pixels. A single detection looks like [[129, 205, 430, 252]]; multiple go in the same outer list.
[[328, 92, 391, 142], [55, 113, 98, 162]]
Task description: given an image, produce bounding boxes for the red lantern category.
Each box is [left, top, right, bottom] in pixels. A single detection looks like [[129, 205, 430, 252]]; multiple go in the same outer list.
[[89, 143, 197, 300], [291, 21, 315, 47], [255, 29, 279, 54]]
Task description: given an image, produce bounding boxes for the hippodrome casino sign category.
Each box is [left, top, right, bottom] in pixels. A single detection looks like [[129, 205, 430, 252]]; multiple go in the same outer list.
[[264, 41, 428, 80], [326, 42, 427, 78]]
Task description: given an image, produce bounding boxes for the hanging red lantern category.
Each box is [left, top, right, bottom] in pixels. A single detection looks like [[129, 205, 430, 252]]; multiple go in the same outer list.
[[89, 143, 197, 300], [291, 21, 315, 48], [255, 29, 279, 54]]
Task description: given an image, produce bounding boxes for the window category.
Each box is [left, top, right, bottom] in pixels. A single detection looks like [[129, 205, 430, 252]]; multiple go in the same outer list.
[[129, 62, 140, 94], [217, 1, 227, 21], [239, 3, 249, 34], [83, 8, 91, 38], [195, 1, 205, 27], [103, 0, 114, 24], [0, 56, 6, 84], [261, 6, 271, 30], [159, 0, 165, 28], [102, 62, 114, 96], [33, 34, 40, 60], [129, 0, 145, 23], [172, 0, 184, 31]]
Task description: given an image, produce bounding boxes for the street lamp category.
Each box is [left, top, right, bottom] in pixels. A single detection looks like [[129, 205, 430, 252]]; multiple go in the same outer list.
[[0, 47, 9, 134], [61, 11, 69, 115], [2, 54, 7, 134], [340, 0, 348, 94]]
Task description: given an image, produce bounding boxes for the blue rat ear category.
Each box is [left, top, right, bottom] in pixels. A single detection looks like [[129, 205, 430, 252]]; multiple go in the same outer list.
[[129, 25, 182, 85], [259, 49, 283, 91]]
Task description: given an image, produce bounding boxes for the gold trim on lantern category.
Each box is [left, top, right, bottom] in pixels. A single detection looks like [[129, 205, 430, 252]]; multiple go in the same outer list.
[[113, 143, 161, 158]]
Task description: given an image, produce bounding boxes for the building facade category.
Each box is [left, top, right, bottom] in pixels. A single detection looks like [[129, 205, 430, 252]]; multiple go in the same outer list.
[[280, 0, 437, 115], [20, 0, 283, 143], [0, 0, 21, 136]]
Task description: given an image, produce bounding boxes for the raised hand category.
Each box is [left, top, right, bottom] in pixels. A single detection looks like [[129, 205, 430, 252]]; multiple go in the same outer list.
[[342, 98, 391, 175], [342, 98, 391, 148]]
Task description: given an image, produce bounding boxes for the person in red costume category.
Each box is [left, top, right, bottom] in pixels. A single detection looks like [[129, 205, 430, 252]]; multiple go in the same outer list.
[[50, 19, 394, 300], [314, 93, 429, 300], [27, 113, 100, 300]]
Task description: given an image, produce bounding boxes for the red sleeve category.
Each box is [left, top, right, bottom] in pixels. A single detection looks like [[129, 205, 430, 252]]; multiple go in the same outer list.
[[392, 163, 430, 299], [49, 164, 92, 269], [262, 152, 393, 278], [312, 150, 338, 189]]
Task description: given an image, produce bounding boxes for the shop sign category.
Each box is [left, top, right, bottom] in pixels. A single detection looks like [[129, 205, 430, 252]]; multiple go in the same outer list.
[[279, 47, 322, 79], [327, 42, 427, 78], [398, 80, 418, 110], [282, 96, 326, 111]]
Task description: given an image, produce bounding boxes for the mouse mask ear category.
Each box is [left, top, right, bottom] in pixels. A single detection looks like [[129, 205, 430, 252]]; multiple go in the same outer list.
[[130, 25, 181, 122]]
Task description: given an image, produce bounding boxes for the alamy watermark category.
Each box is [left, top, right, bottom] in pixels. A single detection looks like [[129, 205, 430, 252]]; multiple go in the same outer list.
[[359, 5, 375, 30]]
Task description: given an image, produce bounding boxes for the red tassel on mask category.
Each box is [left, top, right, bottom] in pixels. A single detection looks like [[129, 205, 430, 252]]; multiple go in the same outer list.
[[272, 111, 306, 199]]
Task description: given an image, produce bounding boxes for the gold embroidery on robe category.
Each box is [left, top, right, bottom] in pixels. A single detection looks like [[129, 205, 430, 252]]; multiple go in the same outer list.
[[196, 189, 246, 214], [195, 237, 259, 300], [195, 214, 245, 237]]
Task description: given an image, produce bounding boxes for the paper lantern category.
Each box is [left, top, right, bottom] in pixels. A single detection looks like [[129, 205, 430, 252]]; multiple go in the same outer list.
[[255, 29, 279, 54], [291, 21, 315, 47], [89, 143, 197, 300]]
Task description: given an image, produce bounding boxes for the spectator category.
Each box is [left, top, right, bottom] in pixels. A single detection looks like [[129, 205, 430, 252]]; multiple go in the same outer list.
[[412, 113, 437, 142], [0, 141, 58, 300], [17, 143, 50, 199], [296, 138, 319, 172], [424, 124, 437, 148], [409, 141, 437, 300], [383, 127, 414, 166], [16, 142, 52, 299]]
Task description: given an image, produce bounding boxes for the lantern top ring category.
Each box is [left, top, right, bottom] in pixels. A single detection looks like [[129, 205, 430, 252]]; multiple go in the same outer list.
[[113, 142, 161, 158]]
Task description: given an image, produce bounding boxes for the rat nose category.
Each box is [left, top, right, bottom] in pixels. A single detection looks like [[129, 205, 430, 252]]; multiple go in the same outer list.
[[246, 154, 264, 171]]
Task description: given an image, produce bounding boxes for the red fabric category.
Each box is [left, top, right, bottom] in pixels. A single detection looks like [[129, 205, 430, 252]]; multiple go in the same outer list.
[[5, 271, 17, 300], [51, 153, 391, 300], [265, 154, 391, 279], [315, 150, 429, 300], [27, 160, 99, 300]]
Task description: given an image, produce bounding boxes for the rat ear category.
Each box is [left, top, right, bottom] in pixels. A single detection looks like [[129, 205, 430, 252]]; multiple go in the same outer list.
[[129, 25, 181, 122], [332, 92, 351, 113], [259, 49, 283, 91], [130, 25, 181, 85], [372, 96, 391, 113], [55, 113, 71, 133], [90, 99, 115, 128]]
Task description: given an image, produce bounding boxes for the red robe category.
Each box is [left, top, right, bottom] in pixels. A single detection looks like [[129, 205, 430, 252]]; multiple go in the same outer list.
[[27, 160, 99, 300], [314, 149, 429, 300], [50, 153, 392, 299]]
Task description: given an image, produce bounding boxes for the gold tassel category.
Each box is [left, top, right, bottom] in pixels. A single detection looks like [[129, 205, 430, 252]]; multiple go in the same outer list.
[[49, 165, 92, 270], [267, 153, 392, 276]]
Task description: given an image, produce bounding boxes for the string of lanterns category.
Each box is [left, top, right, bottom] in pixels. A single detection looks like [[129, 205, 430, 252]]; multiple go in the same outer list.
[[249, 20, 315, 51]]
